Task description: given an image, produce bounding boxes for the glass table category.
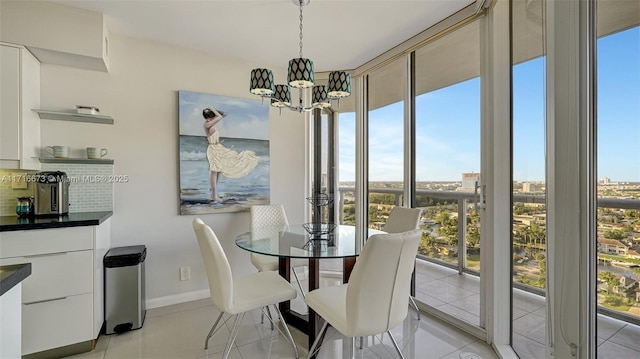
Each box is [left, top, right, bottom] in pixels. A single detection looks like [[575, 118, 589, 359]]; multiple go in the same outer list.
[[235, 224, 384, 355]]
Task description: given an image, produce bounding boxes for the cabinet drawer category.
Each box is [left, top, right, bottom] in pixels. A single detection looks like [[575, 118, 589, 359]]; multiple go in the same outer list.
[[0, 226, 93, 258], [0, 250, 93, 302], [22, 293, 93, 355]]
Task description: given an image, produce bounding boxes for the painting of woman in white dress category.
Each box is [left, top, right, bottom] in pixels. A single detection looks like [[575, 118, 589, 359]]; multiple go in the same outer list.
[[179, 90, 270, 214]]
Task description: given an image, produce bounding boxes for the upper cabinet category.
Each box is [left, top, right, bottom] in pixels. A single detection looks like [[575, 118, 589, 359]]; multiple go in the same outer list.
[[0, 43, 41, 170], [0, 1, 110, 72]]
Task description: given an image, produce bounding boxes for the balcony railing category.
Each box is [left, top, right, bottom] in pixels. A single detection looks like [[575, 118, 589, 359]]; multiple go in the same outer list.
[[338, 186, 640, 325]]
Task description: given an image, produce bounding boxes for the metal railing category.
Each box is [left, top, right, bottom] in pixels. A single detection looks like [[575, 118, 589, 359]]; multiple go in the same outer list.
[[338, 185, 640, 325]]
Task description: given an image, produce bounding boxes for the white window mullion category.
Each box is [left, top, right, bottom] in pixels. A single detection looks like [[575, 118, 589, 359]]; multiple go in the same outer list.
[[481, 0, 514, 355], [545, 0, 597, 357]]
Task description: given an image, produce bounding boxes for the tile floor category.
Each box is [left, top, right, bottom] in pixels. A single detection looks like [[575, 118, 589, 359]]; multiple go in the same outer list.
[[413, 259, 640, 359], [66, 285, 498, 359], [65, 259, 640, 358]]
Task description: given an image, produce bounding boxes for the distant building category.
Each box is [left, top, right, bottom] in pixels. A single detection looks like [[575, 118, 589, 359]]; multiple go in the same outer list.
[[523, 182, 536, 192], [600, 177, 611, 184], [460, 172, 480, 192], [597, 238, 628, 255]]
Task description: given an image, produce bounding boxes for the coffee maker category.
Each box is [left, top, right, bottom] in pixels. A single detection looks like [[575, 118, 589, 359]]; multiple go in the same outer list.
[[35, 171, 70, 216]]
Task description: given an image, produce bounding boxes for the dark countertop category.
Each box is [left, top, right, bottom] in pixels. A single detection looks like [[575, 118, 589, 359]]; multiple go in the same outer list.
[[0, 211, 112, 232], [0, 263, 31, 297]]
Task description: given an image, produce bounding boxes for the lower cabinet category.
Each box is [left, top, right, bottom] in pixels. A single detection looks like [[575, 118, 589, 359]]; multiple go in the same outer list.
[[22, 293, 94, 354], [0, 219, 110, 356]]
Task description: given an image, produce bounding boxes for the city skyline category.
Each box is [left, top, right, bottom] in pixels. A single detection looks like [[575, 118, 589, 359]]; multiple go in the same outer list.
[[339, 26, 639, 183]]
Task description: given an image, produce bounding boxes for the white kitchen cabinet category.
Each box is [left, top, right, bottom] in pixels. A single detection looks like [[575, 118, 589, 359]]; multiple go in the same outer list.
[[0, 43, 41, 170], [0, 219, 110, 356]]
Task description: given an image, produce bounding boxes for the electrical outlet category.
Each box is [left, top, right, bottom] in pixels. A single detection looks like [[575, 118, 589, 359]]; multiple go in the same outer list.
[[180, 266, 190, 281]]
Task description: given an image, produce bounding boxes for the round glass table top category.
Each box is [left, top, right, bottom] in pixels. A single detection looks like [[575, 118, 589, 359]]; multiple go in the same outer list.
[[235, 224, 385, 259]]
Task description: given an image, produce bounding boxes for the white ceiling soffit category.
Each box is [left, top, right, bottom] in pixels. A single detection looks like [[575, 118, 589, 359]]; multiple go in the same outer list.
[[51, 0, 477, 72]]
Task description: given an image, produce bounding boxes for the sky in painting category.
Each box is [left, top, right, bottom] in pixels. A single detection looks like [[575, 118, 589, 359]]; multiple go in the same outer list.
[[179, 90, 269, 140]]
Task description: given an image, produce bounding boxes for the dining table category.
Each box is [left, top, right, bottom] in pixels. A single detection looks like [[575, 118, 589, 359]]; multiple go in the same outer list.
[[235, 224, 385, 355]]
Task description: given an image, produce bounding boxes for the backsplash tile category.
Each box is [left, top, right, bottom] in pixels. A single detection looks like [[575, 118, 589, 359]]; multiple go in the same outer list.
[[0, 169, 36, 216], [41, 163, 114, 213], [0, 165, 114, 216]]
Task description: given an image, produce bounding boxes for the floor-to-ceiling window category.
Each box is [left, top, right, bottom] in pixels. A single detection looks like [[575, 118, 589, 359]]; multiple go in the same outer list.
[[510, 0, 548, 357], [595, 0, 640, 356], [366, 58, 406, 229], [412, 19, 483, 328]]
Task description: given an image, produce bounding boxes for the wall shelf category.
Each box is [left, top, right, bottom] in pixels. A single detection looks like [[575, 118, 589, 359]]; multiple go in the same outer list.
[[33, 109, 114, 125], [37, 158, 114, 165]]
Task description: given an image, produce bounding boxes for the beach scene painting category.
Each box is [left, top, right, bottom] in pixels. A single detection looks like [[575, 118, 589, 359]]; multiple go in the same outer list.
[[179, 90, 270, 215]]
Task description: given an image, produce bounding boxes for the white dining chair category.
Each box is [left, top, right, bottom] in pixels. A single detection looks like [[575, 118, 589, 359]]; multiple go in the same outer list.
[[250, 204, 308, 297], [192, 218, 299, 359], [305, 229, 422, 359], [383, 206, 423, 320]]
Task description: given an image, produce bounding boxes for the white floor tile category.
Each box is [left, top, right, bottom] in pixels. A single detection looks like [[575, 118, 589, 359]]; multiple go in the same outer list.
[[512, 333, 546, 359], [439, 340, 499, 359], [597, 340, 640, 359], [608, 323, 640, 352]]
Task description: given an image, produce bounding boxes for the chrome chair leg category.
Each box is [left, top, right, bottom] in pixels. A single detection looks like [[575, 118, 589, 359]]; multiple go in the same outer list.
[[359, 336, 363, 349], [409, 296, 421, 320], [387, 331, 405, 359], [350, 337, 356, 359], [291, 267, 306, 299], [222, 313, 244, 359], [308, 321, 329, 358], [274, 305, 299, 359], [265, 305, 274, 330], [204, 311, 224, 350]]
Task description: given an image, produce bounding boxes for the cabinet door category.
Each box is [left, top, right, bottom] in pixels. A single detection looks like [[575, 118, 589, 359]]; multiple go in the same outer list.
[[0, 250, 94, 303], [22, 293, 93, 355], [20, 48, 41, 170], [0, 45, 20, 161]]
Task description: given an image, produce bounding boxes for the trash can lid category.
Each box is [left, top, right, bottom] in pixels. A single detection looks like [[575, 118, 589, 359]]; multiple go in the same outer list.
[[104, 245, 147, 267]]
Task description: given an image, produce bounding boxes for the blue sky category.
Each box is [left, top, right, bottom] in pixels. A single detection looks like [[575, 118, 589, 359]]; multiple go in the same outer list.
[[339, 26, 639, 183]]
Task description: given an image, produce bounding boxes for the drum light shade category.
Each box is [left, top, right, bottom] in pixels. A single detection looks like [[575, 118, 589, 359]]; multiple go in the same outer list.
[[250, 68, 274, 95], [312, 85, 330, 108], [288, 58, 315, 88], [271, 84, 292, 108], [327, 71, 351, 98]]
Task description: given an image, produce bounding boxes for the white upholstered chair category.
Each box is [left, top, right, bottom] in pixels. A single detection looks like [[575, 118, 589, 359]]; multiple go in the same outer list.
[[250, 204, 308, 296], [305, 229, 422, 359], [383, 206, 423, 320], [192, 218, 299, 359]]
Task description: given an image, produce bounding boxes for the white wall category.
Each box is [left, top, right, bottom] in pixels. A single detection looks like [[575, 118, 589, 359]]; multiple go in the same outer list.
[[37, 33, 307, 305]]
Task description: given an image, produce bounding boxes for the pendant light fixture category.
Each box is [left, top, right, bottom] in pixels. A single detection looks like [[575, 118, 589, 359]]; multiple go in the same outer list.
[[250, 0, 351, 112]]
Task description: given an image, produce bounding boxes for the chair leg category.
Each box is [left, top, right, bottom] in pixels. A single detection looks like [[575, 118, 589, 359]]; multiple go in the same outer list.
[[274, 305, 299, 359], [204, 311, 224, 350], [387, 331, 405, 359], [350, 337, 356, 359], [291, 267, 306, 299], [222, 313, 244, 359], [265, 305, 274, 330], [308, 321, 329, 358], [409, 296, 421, 320]]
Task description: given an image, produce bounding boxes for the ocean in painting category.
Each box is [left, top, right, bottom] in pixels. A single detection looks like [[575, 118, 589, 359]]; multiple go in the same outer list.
[[179, 135, 270, 214]]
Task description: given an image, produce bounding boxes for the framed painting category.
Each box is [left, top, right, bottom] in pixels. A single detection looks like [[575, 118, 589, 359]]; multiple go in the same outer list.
[[178, 90, 270, 214]]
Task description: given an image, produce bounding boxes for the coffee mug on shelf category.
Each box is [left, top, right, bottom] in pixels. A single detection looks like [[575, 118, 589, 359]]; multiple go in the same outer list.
[[87, 147, 108, 159], [45, 146, 70, 158]]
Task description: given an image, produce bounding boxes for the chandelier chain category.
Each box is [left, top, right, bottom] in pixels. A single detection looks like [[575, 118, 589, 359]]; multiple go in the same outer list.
[[299, 1, 303, 58]]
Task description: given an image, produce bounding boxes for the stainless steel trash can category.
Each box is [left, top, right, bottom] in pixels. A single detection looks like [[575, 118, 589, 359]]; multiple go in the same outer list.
[[104, 245, 146, 334]]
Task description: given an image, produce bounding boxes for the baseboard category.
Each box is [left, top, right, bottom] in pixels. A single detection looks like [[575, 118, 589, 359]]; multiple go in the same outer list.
[[145, 289, 210, 309]]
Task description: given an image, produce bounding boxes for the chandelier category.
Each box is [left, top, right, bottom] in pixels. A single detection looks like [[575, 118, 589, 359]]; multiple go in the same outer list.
[[249, 0, 351, 113]]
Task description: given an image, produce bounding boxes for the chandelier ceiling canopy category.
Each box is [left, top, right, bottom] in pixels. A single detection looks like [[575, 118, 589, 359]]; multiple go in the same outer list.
[[249, 0, 351, 113]]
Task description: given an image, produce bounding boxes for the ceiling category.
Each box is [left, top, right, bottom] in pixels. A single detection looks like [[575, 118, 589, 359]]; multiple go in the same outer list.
[[51, 0, 476, 72]]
